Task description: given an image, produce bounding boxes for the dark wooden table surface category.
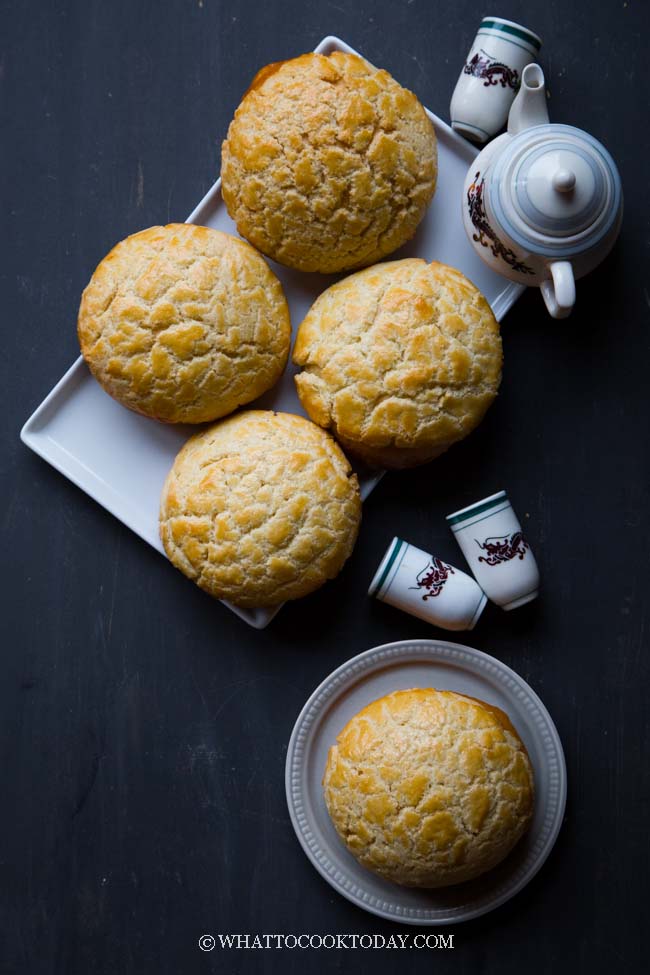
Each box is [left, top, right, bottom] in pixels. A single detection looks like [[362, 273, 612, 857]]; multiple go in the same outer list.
[[2, 1, 648, 972]]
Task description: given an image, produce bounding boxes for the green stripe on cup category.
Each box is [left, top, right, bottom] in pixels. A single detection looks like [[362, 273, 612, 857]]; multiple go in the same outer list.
[[446, 492, 507, 527], [480, 18, 542, 51], [369, 537, 404, 597], [449, 502, 510, 533], [476, 31, 536, 55]]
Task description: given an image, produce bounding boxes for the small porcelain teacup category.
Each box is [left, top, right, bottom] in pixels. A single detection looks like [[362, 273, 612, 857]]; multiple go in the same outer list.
[[450, 16, 542, 143], [446, 491, 539, 610], [368, 537, 487, 631]]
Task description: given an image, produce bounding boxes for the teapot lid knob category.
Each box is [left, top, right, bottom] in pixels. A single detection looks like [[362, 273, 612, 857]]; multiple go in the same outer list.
[[552, 168, 576, 193]]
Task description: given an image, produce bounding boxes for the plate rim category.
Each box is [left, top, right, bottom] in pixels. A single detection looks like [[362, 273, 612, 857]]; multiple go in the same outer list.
[[285, 638, 567, 925]]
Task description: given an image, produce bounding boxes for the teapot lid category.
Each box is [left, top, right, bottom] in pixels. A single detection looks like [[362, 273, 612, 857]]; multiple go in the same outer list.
[[491, 124, 621, 257]]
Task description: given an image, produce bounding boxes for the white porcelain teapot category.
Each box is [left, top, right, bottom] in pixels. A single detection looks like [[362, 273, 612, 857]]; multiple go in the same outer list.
[[462, 64, 623, 318]]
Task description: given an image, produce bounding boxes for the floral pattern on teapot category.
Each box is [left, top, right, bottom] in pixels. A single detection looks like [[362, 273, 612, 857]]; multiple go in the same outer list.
[[467, 171, 534, 275]]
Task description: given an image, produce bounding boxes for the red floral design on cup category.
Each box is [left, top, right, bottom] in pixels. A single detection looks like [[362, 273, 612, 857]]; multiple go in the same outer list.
[[476, 531, 529, 566], [410, 558, 455, 600], [463, 51, 521, 90]]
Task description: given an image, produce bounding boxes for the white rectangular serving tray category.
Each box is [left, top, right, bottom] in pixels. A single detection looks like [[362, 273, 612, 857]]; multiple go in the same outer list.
[[20, 35, 524, 629]]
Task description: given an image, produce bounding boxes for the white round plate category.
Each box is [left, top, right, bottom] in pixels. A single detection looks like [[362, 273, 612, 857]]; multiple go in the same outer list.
[[285, 639, 566, 925]]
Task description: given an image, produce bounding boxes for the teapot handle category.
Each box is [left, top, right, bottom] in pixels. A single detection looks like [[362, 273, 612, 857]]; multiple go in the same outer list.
[[540, 261, 576, 319]]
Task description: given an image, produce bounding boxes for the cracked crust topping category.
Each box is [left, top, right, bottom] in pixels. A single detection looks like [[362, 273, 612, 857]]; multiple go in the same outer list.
[[293, 259, 503, 468], [77, 225, 291, 423], [221, 52, 438, 273], [323, 689, 534, 888], [159, 411, 362, 606]]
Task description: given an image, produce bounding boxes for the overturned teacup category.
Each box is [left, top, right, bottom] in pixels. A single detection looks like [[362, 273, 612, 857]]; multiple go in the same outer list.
[[450, 16, 542, 143], [447, 491, 540, 610], [368, 537, 487, 631]]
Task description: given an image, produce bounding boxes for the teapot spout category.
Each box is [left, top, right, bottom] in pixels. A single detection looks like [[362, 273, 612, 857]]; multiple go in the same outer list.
[[508, 64, 549, 134]]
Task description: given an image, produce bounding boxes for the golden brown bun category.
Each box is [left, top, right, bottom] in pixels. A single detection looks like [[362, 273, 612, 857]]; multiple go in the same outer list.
[[159, 410, 361, 606], [323, 688, 534, 888], [221, 52, 437, 273], [293, 259, 502, 468], [78, 224, 291, 423]]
